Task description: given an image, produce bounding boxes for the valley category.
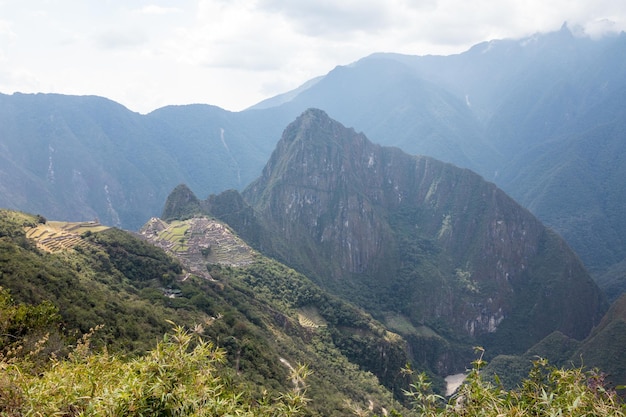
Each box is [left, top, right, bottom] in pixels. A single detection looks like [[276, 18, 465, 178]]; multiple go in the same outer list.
[[2, 27, 625, 301], [0, 25, 626, 415], [153, 108, 622, 392]]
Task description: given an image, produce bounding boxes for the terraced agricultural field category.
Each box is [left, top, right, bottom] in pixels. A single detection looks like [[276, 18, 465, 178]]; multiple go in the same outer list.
[[155, 221, 191, 252], [25, 221, 109, 252]]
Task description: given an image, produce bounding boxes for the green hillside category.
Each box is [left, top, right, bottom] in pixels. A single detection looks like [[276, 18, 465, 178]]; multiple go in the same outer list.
[[1, 208, 625, 415], [0, 209, 410, 416], [483, 294, 626, 395]]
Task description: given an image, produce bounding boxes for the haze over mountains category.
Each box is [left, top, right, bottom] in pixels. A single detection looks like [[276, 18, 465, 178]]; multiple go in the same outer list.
[[243, 108, 608, 362], [1, 24, 625, 299], [2, 24, 626, 411]]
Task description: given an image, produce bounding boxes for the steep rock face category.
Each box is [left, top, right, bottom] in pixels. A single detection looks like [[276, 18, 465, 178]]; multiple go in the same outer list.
[[162, 184, 202, 220], [246, 111, 393, 277], [244, 109, 607, 365]]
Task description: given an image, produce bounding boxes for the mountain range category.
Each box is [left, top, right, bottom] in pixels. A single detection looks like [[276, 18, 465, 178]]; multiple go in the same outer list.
[[164, 108, 608, 376], [0, 105, 624, 409], [254, 25, 626, 295], [1, 25, 625, 300]]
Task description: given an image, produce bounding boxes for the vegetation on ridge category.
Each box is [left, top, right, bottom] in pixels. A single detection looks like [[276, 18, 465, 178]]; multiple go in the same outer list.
[[0, 209, 407, 415], [394, 349, 626, 417]]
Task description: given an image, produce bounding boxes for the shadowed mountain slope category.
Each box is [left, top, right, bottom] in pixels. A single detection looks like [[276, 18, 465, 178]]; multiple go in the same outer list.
[[0, 94, 272, 230], [485, 293, 626, 392], [240, 109, 607, 371]]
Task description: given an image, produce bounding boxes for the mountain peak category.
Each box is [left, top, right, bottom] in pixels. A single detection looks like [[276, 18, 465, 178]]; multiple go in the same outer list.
[[243, 111, 607, 371], [281, 107, 361, 146], [298, 107, 331, 122], [247, 109, 372, 207], [162, 184, 202, 220], [286, 108, 335, 139]]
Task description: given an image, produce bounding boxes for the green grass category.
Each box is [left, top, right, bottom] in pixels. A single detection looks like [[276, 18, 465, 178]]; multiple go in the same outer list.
[[152, 221, 191, 252]]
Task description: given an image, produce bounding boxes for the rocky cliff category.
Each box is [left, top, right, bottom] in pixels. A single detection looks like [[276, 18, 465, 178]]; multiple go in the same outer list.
[[243, 109, 607, 370]]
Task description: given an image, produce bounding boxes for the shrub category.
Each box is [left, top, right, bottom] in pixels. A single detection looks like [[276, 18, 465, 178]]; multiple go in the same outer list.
[[400, 347, 626, 417], [0, 324, 310, 416]]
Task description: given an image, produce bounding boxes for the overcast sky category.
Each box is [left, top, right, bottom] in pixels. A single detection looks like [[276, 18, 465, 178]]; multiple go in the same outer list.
[[1, 1, 624, 114]]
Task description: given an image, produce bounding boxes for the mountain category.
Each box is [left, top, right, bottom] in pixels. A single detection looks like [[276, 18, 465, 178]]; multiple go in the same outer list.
[[0, 209, 187, 352], [260, 25, 626, 175], [1, 210, 622, 415], [2, 27, 626, 299], [485, 293, 626, 392], [251, 58, 497, 176], [0, 94, 275, 230], [233, 109, 605, 373], [572, 293, 626, 385], [162, 108, 609, 380], [250, 27, 626, 295]]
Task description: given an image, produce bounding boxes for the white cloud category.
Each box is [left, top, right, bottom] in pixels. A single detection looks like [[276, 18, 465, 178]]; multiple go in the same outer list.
[[0, 18, 18, 61], [258, 0, 396, 36], [0, 0, 625, 113], [583, 18, 622, 38], [93, 29, 148, 50], [136, 5, 182, 15], [169, 1, 297, 71], [0, 18, 16, 39]]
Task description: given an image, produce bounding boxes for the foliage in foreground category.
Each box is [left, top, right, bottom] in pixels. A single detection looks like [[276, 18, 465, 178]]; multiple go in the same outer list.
[[0, 324, 309, 416], [1, 316, 625, 417], [399, 348, 626, 417]]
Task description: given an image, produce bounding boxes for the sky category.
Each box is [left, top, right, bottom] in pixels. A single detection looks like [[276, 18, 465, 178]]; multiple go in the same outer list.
[[0, 1, 625, 114]]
